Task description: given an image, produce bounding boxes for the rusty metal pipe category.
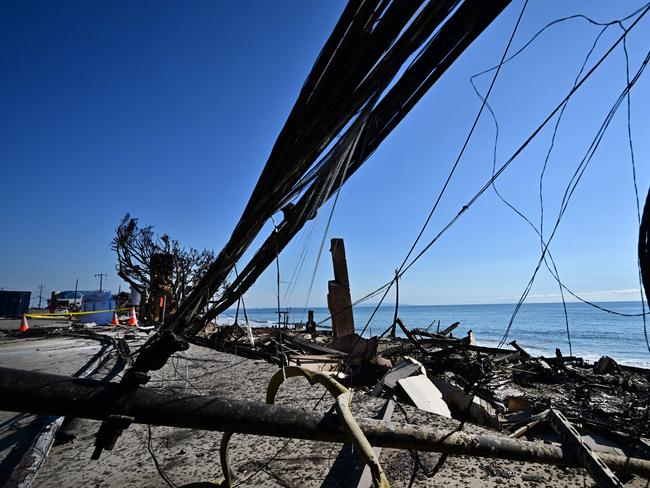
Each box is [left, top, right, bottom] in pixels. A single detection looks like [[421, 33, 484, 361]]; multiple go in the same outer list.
[[0, 367, 648, 477]]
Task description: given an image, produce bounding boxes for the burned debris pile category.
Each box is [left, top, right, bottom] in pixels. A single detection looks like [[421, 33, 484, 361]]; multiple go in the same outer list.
[[196, 316, 650, 484], [201, 320, 649, 434], [183, 234, 650, 486]]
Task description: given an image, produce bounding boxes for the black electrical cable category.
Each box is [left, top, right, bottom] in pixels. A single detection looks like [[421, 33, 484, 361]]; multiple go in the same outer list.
[[232, 389, 330, 487], [470, 19, 618, 355], [317, 3, 650, 329], [401, 5, 650, 278], [147, 424, 176, 488], [282, 219, 317, 305], [499, 46, 650, 348], [300, 109, 369, 321]]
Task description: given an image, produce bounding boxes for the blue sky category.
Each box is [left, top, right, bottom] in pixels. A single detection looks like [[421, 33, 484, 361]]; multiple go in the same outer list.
[[1, 1, 649, 309]]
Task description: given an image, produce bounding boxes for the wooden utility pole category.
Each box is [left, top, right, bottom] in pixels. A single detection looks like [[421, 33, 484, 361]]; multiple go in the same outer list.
[[94, 273, 107, 292], [2, 366, 650, 479], [327, 238, 355, 337]]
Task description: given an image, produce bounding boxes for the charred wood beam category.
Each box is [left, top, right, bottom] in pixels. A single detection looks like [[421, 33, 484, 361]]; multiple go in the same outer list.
[[395, 318, 428, 354], [439, 322, 460, 336], [547, 409, 624, 488], [1, 367, 649, 477], [509, 340, 530, 358]]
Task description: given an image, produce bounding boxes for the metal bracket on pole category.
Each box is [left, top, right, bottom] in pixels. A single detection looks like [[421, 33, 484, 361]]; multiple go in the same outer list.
[[91, 370, 149, 460], [91, 414, 134, 458]]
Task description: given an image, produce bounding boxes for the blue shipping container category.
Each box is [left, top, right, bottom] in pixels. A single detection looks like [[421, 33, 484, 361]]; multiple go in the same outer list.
[[0, 291, 31, 317]]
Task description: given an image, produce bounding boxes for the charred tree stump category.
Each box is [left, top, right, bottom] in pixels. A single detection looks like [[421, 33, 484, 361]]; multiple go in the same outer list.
[[149, 253, 174, 323]]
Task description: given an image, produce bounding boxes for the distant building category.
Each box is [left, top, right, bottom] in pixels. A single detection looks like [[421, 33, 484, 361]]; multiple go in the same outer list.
[[48, 290, 116, 324], [50, 290, 114, 309], [81, 291, 115, 324], [51, 290, 85, 308]]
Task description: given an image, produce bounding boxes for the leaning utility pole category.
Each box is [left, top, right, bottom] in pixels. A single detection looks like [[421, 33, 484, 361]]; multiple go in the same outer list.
[[0, 366, 649, 479], [94, 273, 107, 292], [37, 284, 43, 308]]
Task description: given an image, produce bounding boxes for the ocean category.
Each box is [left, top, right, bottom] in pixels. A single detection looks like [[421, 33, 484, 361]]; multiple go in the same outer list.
[[226, 301, 650, 368]]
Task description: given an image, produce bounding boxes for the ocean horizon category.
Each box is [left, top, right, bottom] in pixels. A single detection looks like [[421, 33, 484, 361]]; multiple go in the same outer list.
[[223, 301, 650, 368]]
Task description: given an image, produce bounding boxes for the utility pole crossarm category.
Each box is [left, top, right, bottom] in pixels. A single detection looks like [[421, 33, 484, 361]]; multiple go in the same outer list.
[[94, 273, 108, 292]]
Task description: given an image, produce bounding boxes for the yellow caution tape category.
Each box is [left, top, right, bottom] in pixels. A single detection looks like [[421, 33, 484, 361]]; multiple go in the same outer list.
[[26, 308, 133, 319]]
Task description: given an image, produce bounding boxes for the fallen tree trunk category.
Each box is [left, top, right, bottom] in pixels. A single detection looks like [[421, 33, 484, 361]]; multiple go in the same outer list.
[[0, 367, 648, 478]]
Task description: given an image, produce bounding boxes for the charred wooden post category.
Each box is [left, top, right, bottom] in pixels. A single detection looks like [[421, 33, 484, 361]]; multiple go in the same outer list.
[[306, 310, 316, 332], [328, 238, 355, 338]]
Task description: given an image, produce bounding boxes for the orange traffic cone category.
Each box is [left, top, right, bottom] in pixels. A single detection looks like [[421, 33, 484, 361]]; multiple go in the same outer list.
[[19, 314, 30, 332], [128, 307, 138, 327], [110, 311, 120, 326]]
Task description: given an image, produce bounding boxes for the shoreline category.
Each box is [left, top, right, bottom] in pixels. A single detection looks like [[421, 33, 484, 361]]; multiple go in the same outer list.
[[214, 315, 650, 368]]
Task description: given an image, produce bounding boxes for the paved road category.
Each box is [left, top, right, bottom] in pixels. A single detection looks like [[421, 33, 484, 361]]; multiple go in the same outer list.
[[0, 333, 107, 487], [0, 318, 72, 332]]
